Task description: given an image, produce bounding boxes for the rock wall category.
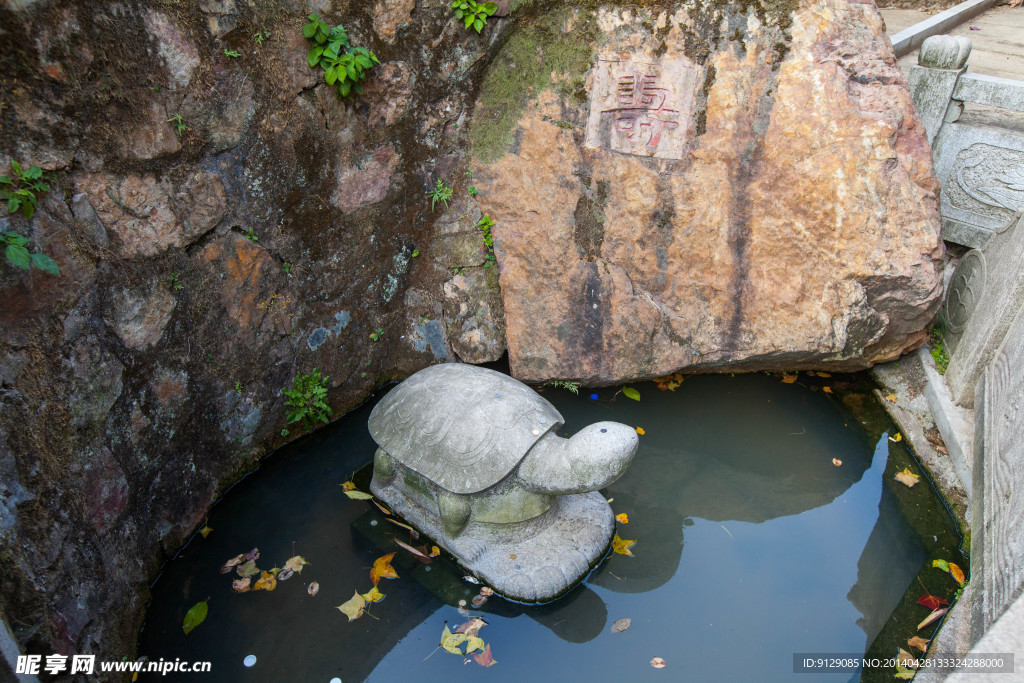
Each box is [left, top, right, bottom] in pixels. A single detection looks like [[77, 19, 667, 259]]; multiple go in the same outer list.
[[471, 0, 945, 384], [0, 0, 504, 663], [0, 0, 942, 668]]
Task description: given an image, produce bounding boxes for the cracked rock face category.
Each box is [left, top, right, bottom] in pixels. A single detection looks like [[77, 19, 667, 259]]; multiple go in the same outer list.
[[471, 1, 944, 384]]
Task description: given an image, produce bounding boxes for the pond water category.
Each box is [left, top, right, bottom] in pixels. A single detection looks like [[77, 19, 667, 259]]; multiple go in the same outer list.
[[138, 370, 965, 682]]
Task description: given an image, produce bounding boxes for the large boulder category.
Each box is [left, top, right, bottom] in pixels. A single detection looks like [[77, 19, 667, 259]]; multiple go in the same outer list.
[[471, 0, 944, 384]]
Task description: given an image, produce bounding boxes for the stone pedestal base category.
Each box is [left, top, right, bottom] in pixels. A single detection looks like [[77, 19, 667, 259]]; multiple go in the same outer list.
[[370, 477, 613, 603]]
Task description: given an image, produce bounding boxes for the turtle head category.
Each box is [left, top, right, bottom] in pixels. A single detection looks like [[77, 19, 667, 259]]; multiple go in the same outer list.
[[519, 421, 638, 495]]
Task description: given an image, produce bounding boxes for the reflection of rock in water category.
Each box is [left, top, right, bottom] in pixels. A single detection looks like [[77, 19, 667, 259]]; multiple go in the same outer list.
[[582, 374, 874, 594], [846, 479, 926, 647]]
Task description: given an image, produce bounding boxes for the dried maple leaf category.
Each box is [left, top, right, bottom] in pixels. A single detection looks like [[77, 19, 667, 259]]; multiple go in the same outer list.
[[611, 618, 631, 633], [895, 468, 920, 487], [370, 553, 399, 585], [473, 643, 497, 668], [908, 636, 930, 652], [612, 534, 636, 556], [917, 595, 949, 610], [337, 591, 366, 621]]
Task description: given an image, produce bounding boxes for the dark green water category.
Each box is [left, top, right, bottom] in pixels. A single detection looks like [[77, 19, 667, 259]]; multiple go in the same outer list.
[[138, 371, 965, 682]]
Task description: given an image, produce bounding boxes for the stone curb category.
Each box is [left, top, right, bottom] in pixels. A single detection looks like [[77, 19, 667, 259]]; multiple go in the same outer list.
[[918, 346, 975, 499], [890, 0, 1000, 57]]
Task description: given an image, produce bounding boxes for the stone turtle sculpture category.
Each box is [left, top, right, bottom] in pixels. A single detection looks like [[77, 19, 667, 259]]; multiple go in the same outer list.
[[368, 363, 638, 602]]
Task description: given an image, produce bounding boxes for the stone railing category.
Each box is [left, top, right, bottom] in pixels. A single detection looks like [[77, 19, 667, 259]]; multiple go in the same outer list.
[[908, 35, 1024, 249], [908, 34, 1024, 674]]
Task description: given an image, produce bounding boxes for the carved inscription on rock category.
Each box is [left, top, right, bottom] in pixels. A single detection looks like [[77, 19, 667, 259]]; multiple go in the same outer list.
[[585, 57, 699, 160]]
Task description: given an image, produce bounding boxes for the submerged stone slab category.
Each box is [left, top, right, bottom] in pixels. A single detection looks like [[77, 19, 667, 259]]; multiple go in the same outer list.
[[368, 364, 637, 602], [470, 0, 944, 383]]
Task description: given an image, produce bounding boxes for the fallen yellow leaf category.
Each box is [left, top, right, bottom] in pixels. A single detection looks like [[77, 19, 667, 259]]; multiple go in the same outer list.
[[340, 481, 373, 500], [823, 386, 833, 394], [361, 585, 385, 603], [781, 373, 798, 384], [370, 553, 399, 585], [615, 513, 630, 524], [895, 467, 920, 487], [612, 534, 636, 557], [337, 591, 366, 621], [199, 526, 213, 538], [429, 546, 440, 557], [816, 371, 832, 378], [890, 432, 903, 442], [465, 635, 485, 654], [253, 571, 277, 592], [886, 394, 898, 403], [949, 562, 965, 586], [636, 427, 645, 435], [441, 626, 468, 654]]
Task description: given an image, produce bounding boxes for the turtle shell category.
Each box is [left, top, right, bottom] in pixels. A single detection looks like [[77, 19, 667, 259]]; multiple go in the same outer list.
[[368, 364, 564, 494]]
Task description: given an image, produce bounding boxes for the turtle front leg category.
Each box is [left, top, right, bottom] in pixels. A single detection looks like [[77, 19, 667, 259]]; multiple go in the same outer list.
[[437, 490, 470, 538], [373, 448, 397, 486]]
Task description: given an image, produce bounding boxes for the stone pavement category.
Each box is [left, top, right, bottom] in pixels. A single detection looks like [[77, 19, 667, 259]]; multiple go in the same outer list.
[[882, 4, 1024, 79]]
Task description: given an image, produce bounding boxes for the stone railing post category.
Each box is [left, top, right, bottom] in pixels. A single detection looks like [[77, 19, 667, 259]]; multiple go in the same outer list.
[[908, 35, 972, 144]]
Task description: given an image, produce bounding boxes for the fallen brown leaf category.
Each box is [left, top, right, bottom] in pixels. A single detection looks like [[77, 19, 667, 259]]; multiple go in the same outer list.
[[611, 618, 631, 633]]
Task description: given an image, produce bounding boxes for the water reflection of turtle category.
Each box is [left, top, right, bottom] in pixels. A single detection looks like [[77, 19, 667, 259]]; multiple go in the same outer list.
[[368, 363, 638, 602]]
